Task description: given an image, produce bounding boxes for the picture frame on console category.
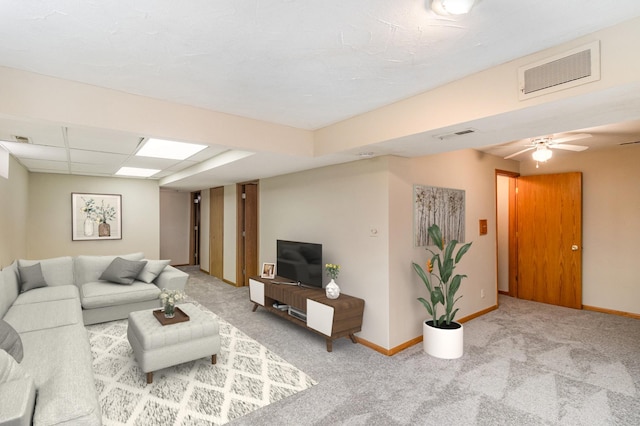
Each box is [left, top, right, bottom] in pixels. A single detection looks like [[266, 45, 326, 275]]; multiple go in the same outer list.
[[261, 262, 275, 279], [72, 192, 122, 241]]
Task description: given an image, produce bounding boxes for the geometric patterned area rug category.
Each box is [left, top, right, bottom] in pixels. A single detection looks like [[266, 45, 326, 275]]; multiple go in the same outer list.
[[87, 302, 317, 425]]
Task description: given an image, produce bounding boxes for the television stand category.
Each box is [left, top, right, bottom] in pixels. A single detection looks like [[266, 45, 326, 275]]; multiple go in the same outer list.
[[249, 276, 365, 352]]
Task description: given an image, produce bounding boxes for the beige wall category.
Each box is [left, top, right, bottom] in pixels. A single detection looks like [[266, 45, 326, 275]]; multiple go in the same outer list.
[[260, 158, 391, 348], [159, 189, 190, 265], [27, 173, 160, 259], [258, 150, 520, 350], [223, 185, 237, 284], [520, 144, 640, 315], [0, 155, 29, 266], [389, 150, 519, 348]]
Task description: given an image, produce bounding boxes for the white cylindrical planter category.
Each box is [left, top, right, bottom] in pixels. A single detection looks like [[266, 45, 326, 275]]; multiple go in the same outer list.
[[423, 320, 464, 359]]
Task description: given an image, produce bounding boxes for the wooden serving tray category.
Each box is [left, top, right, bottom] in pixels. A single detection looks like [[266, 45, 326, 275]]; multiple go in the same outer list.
[[153, 306, 190, 326]]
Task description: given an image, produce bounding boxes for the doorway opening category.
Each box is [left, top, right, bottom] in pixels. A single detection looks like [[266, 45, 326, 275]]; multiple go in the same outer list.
[[496, 170, 583, 309], [189, 191, 201, 267], [496, 170, 519, 298]]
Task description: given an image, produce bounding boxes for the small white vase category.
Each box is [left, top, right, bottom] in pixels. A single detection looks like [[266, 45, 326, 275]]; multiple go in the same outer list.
[[83, 217, 94, 237], [423, 320, 464, 359], [325, 279, 340, 299]]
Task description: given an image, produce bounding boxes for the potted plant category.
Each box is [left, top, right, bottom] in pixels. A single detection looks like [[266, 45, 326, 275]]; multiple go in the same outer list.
[[412, 224, 472, 359]]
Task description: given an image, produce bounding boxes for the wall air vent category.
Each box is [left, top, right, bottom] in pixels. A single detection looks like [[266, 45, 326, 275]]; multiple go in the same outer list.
[[434, 128, 477, 140], [518, 41, 600, 101]]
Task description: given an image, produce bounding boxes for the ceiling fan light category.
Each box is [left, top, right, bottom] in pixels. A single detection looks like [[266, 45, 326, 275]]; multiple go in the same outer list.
[[431, 0, 476, 15], [532, 147, 553, 162]]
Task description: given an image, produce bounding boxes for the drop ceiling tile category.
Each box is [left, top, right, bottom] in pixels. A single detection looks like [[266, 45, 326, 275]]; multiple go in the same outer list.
[[122, 156, 181, 169], [0, 141, 68, 161], [164, 160, 198, 172], [0, 117, 65, 147], [187, 146, 229, 162], [19, 158, 69, 172], [70, 162, 119, 174], [69, 149, 128, 165], [67, 127, 143, 154]]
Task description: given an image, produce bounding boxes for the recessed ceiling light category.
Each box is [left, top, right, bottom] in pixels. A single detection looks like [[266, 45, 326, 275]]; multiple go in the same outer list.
[[115, 167, 161, 177], [136, 138, 207, 160]]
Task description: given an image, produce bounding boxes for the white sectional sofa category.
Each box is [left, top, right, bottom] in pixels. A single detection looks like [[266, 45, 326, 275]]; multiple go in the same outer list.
[[0, 253, 188, 425]]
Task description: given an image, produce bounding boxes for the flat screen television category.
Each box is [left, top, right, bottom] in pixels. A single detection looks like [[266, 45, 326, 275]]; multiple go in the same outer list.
[[276, 240, 323, 288]]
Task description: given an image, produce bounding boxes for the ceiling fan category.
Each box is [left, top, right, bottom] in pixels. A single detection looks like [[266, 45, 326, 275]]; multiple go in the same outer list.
[[504, 133, 592, 162]]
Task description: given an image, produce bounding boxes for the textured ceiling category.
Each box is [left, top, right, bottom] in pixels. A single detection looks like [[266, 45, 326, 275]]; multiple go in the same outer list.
[[1, 1, 640, 190], [2, 0, 640, 129]]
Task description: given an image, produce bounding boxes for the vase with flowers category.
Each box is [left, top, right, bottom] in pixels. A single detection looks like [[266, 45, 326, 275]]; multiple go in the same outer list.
[[81, 197, 97, 237], [325, 263, 341, 299], [96, 200, 116, 237], [159, 288, 185, 318], [412, 223, 472, 358]]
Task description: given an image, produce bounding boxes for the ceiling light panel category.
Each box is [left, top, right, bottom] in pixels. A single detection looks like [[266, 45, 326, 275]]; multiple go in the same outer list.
[[116, 167, 161, 177], [137, 138, 207, 160]]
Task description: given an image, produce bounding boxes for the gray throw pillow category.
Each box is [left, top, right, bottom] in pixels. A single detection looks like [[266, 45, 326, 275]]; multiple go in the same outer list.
[[0, 319, 23, 363], [137, 259, 171, 283], [18, 263, 48, 293], [100, 257, 147, 285]]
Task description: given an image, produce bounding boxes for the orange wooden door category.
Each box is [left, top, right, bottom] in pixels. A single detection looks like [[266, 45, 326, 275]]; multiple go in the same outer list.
[[516, 172, 582, 308], [236, 182, 259, 287]]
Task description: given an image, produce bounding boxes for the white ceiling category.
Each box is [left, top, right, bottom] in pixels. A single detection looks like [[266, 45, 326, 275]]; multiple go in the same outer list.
[[1, 0, 640, 190]]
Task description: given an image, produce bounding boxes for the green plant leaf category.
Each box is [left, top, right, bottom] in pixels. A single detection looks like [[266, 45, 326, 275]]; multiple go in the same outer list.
[[455, 242, 472, 263], [449, 274, 466, 299], [412, 262, 433, 292], [447, 308, 459, 323], [444, 239, 457, 263], [440, 257, 454, 283], [417, 297, 433, 316], [428, 224, 444, 250], [431, 287, 444, 306]]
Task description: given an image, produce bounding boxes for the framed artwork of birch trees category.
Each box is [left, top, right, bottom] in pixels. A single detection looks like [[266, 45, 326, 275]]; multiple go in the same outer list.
[[414, 184, 465, 247]]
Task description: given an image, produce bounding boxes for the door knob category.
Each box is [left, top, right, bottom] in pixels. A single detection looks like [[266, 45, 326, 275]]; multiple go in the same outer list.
[[571, 245, 579, 251]]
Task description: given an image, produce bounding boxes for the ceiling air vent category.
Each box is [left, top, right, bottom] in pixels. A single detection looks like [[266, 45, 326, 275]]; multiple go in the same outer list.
[[434, 128, 477, 140], [13, 135, 32, 144], [518, 41, 600, 101]]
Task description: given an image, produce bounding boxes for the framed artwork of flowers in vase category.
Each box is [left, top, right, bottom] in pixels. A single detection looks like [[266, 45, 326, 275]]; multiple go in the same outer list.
[[71, 193, 122, 241]]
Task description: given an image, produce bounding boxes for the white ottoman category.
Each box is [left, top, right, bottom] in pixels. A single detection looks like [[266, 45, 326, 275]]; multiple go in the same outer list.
[[127, 303, 220, 383]]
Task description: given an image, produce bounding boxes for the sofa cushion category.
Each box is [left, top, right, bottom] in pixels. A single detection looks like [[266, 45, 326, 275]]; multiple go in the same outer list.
[[18, 263, 48, 293], [19, 325, 101, 425], [74, 252, 144, 286], [0, 320, 23, 363], [81, 281, 161, 309], [3, 298, 82, 334], [18, 256, 74, 287], [12, 285, 79, 306], [99, 257, 147, 285], [138, 259, 171, 283]]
